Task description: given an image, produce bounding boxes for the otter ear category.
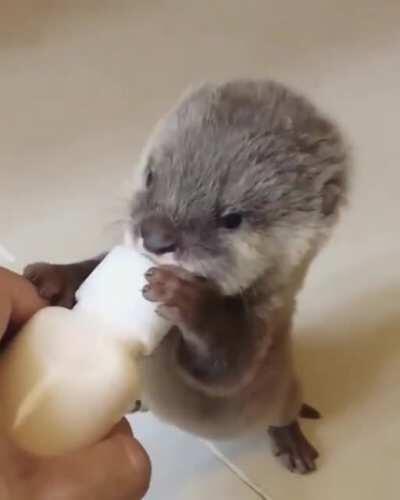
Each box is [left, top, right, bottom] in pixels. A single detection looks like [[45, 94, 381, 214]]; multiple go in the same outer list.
[[317, 165, 347, 216], [322, 179, 342, 216]]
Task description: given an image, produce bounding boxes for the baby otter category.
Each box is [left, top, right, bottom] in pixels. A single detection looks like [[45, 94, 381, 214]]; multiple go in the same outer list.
[[25, 79, 349, 474]]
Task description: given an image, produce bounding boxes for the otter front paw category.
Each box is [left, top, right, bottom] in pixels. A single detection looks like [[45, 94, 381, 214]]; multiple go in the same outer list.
[[142, 266, 220, 330], [24, 263, 80, 308]]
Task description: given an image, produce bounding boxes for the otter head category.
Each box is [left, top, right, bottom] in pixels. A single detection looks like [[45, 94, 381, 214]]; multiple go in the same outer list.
[[127, 80, 348, 295]]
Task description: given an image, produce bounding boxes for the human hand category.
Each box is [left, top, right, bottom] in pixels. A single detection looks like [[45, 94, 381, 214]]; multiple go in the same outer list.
[[0, 419, 150, 500], [0, 267, 151, 499], [0, 267, 48, 342]]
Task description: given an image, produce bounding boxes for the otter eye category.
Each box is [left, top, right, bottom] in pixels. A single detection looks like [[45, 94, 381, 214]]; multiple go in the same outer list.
[[221, 212, 242, 230], [146, 170, 153, 188]]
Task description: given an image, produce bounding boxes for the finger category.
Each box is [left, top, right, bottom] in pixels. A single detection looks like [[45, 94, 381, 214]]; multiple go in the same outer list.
[[107, 418, 134, 438], [0, 268, 48, 328], [0, 288, 11, 341], [36, 432, 151, 500]]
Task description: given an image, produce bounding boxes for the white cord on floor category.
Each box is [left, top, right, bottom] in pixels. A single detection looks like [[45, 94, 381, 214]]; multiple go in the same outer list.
[[203, 441, 273, 500]]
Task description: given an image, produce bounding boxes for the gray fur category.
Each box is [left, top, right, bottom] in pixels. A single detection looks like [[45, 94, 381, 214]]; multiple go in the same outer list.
[[130, 79, 348, 294], [128, 79, 349, 439]]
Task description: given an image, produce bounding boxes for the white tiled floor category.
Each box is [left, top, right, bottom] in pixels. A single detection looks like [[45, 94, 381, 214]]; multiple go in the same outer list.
[[1, 1, 400, 498]]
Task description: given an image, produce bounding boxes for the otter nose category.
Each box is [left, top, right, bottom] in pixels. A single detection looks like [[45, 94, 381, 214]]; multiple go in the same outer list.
[[140, 216, 177, 255]]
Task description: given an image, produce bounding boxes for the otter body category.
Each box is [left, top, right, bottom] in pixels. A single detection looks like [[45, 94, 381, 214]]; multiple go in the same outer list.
[[139, 301, 299, 440]]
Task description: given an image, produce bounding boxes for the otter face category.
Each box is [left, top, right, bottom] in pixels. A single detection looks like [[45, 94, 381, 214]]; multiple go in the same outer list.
[[127, 81, 348, 295]]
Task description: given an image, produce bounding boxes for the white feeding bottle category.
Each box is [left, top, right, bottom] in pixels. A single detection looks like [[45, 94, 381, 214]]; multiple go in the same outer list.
[[0, 246, 169, 456]]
